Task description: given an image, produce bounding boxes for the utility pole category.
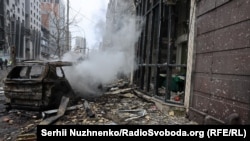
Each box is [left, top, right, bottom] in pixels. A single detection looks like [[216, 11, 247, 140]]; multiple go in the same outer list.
[[66, 0, 70, 51]]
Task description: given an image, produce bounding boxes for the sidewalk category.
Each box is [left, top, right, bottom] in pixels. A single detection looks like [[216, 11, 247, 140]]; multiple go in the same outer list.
[[0, 67, 10, 87]]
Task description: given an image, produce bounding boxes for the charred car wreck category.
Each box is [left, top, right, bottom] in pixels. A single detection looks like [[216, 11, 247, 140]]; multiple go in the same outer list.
[[3, 60, 79, 111]]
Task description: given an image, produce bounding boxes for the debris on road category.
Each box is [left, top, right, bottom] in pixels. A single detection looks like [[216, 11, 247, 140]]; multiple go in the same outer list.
[[39, 96, 69, 125], [84, 99, 95, 118], [42, 104, 83, 118], [119, 109, 147, 122], [0, 79, 197, 141]]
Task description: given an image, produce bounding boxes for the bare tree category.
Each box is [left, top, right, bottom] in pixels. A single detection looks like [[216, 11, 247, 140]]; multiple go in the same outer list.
[[41, 2, 78, 60]]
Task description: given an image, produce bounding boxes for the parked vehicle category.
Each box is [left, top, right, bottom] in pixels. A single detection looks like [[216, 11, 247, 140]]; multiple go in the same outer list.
[[3, 60, 79, 111]]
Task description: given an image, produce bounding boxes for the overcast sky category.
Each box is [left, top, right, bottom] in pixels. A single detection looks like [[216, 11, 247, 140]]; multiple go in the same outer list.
[[66, 0, 109, 50]]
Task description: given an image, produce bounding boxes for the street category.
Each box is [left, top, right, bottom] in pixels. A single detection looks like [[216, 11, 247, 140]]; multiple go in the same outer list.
[[0, 67, 197, 141]]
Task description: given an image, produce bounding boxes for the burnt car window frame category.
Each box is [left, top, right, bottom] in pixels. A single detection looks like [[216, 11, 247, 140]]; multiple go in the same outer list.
[[7, 64, 45, 79]]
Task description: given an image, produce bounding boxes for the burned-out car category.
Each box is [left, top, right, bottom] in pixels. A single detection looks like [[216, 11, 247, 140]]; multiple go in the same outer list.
[[3, 60, 79, 111]]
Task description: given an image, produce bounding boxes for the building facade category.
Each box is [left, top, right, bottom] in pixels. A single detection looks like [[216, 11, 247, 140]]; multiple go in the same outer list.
[[188, 0, 250, 125], [0, 0, 5, 54], [41, 0, 66, 59], [74, 36, 86, 55], [2, 0, 41, 62], [110, 0, 250, 124], [103, 0, 136, 50]]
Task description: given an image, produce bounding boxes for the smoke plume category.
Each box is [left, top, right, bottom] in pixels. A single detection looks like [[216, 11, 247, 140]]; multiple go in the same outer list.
[[63, 1, 143, 98]]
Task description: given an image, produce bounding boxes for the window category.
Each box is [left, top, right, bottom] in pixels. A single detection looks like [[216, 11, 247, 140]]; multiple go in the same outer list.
[[56, 67, 64, 78], [18, 66, 44, 79], [6, 10, 10, 19], [15, 0, 20, 5], [20, 67, 29, 78]]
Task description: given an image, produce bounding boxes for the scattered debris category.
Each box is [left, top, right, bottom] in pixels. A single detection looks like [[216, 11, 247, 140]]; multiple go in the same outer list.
[[16, 134, 36, 141], [39, 96, 69, 125], [42, 104, 83, 119], [119, 93, 136, 98], [0, 79, 198, 140], [105, 88, 132, 95], [119, 109, 147, 122], [3, 117, 10, 122], [84, 100, 95, 118]]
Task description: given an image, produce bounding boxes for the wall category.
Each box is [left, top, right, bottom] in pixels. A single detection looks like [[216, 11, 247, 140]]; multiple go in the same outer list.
[[189, 0, 250, 124]]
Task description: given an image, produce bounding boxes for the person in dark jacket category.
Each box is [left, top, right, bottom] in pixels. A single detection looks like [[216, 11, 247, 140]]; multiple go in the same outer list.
[[4, 59, 8, 69]]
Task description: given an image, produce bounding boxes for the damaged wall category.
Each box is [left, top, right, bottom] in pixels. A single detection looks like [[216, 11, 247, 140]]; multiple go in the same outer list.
[[133, 0, 190, 106], [188, 0, 250, 125], [133, 0, 250, 125]]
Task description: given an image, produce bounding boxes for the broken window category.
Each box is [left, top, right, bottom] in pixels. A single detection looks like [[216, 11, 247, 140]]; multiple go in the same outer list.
[[134, 0, 190, 105], [7, 65, 45, 79], [56, 67, 64, 78]]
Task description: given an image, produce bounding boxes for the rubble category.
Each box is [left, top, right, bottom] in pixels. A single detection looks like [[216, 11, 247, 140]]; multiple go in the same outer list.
[[16, 134, 36, 141], [39, 96, 69, 125], [119, 109, 147, 122], [83, 100, 95, 118], [0, 79, 197, 140], [42, 104, 83, 118]]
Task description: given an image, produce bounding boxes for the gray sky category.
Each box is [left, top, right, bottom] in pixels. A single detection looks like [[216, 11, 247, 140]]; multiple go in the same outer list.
[[66, 0, 109, 50]]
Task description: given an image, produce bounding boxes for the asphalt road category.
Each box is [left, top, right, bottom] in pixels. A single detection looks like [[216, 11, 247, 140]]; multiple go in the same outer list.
[[0, 67, 10, 111]]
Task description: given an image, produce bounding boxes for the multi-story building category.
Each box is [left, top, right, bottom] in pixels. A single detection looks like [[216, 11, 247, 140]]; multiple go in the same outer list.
[[3, 0, 41, 61], [41, 0, 66, 59], [74, 36, 86, 55], [103, 0, 135, 50], [0, 0, 5, 55], [25, 0, 41, 31]]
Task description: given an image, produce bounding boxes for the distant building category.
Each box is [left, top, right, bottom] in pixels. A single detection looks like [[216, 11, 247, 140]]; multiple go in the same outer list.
[[103, 0, 135, 50], [74, 36, 87, 55], [41, 0, 66, 59]]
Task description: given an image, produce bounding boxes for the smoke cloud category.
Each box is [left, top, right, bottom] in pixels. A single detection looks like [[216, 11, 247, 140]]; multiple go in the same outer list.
[[63, 2, 143, 98]]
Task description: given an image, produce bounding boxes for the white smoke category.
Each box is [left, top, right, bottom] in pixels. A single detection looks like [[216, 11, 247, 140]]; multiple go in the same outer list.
[[63, 1, 143, 97]]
